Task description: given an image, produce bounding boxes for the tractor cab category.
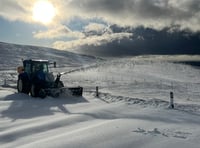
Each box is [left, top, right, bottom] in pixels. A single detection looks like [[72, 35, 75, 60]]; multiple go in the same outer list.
[[23, 59, 49, 76]]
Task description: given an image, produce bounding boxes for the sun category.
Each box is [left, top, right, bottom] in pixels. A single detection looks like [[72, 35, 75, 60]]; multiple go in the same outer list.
[[33, 0, 56, 24]]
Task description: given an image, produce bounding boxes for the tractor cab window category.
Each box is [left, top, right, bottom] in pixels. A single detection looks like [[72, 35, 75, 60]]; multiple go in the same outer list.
[[42, 64, 48, 73], [24, 63, 31, 74], [32, 63, 49, 73]]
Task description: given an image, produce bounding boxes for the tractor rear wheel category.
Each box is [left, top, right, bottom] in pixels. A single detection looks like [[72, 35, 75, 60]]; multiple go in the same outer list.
[[17, 78, 29, 94], [30, 84, 37, 97]]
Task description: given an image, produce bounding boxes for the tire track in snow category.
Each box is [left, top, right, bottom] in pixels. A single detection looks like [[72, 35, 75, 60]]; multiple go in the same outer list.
[[0, 114, 94, 145], [13, 119, 117, 148]]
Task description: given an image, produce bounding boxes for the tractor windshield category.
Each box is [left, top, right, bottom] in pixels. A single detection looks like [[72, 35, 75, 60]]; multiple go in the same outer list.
[[32, 63, 49, 73]]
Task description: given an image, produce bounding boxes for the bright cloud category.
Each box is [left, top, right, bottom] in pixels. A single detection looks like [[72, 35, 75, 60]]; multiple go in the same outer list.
[[84, 23, 107, 32], [83, 23, 112, 36], [33, 25, 85, 39], [0, 0, 31, 22], [53, 32, 132, 50], [52, 22, 132, 50]]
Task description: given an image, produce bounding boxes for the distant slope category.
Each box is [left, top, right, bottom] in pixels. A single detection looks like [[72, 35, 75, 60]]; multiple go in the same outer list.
[[0, 42, 98, 70]]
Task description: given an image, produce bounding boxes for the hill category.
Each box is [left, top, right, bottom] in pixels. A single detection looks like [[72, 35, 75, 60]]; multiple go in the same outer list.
[[0, 42, 98, 70]]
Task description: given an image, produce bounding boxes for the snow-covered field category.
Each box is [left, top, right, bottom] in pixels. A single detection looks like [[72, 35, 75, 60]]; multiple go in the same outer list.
[[1, 42, 200, 148]]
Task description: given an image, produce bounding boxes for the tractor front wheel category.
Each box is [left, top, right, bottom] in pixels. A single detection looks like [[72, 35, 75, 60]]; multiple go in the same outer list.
[[30, 84, 46, 98]]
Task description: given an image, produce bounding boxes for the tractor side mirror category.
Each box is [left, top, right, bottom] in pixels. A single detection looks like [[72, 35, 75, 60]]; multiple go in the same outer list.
[[53, 62, 56, 68]]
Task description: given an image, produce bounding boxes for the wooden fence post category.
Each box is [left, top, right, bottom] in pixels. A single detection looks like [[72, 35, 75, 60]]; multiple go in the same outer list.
[[4, 79, 7, 86], [169, 91, 174, 109], [96, 86, 99, 97]]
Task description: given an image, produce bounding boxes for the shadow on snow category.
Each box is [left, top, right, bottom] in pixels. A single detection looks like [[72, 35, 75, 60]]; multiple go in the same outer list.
[[1, 92, 88, 121]]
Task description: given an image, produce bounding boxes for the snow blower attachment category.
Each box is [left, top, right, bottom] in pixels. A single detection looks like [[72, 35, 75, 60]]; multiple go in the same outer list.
[[17, 59, 83, 98]]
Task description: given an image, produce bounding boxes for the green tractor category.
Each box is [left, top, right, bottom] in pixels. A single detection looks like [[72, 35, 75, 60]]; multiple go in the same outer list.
[[17, 59, 83, 98]]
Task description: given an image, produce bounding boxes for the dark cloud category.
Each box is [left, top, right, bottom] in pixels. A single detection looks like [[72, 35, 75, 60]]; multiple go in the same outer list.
[[72, 26, 200, 57], [68, 0, 200, 31], [52, 0, 200, 57]]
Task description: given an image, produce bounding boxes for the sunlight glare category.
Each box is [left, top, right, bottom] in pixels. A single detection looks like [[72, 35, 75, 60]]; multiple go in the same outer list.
[[33, 0, 56, 24]]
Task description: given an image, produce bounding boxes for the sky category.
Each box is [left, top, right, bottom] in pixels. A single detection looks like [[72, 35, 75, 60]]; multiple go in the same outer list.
[[0, 0, 200, 57]]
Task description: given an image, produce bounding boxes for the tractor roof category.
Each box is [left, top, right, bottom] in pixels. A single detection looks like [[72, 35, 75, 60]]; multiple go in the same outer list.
[[24, 59, 49, 63]]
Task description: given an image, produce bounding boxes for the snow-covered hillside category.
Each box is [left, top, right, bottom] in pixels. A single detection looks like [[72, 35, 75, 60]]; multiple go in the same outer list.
[[0, 42, 200, 148], [67, 57, 200, 104], [0, 42, 98, 70]]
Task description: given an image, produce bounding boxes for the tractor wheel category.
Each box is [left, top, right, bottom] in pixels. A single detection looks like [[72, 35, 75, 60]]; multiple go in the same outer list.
[[17, 78, 29, 94], [38, 89, 47, 99], [30, 84, 39, 97], [30, 84, 46, 98]]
